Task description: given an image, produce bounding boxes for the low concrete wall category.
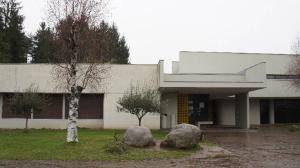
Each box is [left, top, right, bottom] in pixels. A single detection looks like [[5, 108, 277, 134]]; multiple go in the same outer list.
[[0, 119, 103, 129]]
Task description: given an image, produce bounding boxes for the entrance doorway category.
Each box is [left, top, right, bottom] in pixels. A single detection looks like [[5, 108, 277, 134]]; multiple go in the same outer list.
[[178, 94, 209, 125], [260, 99, 270, 124], [274, 99, 300, 123]]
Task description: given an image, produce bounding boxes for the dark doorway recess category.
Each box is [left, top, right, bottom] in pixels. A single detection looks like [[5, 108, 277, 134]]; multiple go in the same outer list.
[[274, 99, 300, 123], [260, 99, 270, 124], [188, 94, 209, 125]]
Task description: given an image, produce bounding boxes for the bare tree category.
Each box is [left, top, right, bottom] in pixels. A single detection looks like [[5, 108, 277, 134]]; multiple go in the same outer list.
[[289, 37, 300, 88], [47, 0, 109, 142]]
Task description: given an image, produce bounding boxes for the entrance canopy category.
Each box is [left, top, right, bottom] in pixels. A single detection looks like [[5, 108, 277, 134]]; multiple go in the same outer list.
[[159, 60, 266, 129], [159, 60, 266, 96]]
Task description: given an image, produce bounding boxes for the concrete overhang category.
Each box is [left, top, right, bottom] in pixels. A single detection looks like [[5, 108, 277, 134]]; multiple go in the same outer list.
[[158, 60, 267, 96]]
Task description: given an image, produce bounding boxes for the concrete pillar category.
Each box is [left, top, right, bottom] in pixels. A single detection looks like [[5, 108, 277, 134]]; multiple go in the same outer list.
[[0, 94, 3, 119], [269, 99, 275, 124], [160, 93, 177, 129], [31, 109, 33, 119], [235, 92, 250, 129], [62, 94, 66, 119]]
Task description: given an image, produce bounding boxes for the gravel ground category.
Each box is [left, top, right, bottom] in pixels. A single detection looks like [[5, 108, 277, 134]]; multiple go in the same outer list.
[[1, 125, 299, 168]]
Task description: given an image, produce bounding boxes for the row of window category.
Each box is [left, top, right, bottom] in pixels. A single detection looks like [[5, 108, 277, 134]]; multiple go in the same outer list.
[[2, 94, 103, 119], [266, 74, 300, 79], [260, 99, 300, 124]]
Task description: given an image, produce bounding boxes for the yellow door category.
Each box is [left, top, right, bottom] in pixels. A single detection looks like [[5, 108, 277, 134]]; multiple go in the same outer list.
[[177, 94, 189, 124]]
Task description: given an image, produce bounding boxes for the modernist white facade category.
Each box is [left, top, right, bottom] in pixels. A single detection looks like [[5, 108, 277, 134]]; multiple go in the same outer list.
[[0, 51, 300, 129]]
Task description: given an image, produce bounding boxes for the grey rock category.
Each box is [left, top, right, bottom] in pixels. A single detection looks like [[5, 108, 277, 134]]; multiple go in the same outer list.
[[161, 123, 203, 149], [124, 125, 155, 147]]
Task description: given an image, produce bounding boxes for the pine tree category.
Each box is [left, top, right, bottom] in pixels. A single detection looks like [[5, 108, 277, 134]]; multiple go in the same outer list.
[[0, 4, 9, 62], [0, 0, 29, 63], [30, 18, 130, 64], [117, 36, 130, 64], [31, 22, 55, 63], [94, 21, 130, 64]]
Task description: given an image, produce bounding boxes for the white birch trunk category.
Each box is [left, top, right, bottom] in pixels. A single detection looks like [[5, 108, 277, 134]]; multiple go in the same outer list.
[[66, 62, 81, 142], [67, 97, 79, 142], [67, 89, 79, 142], [66, 65, 81, 142], [66, 22, 81, 143]]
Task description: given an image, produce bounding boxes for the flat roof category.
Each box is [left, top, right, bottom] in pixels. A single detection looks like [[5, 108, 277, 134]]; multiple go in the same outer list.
[[180, 51, 294, 56]]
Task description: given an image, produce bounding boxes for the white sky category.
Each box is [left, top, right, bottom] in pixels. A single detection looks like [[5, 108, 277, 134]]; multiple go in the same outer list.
[[20, 0, 300, 72]]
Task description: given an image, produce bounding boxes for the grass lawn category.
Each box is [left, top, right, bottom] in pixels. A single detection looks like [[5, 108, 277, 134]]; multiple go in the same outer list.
[[0, 129, 200, 161]]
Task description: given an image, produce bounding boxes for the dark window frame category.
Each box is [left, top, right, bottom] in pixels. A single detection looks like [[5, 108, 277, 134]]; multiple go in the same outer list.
[[65, 94, 104, 119], [266, 74, 300, 79]]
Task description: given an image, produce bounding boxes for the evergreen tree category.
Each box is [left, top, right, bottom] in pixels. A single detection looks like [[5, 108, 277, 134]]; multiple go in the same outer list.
[[31, 22, 55, 63], [117, 36, 130, 64], [0, 0, 29, 63], [0, 10, 5, 62], [0, 4, 9, 62], [41, 19, 130, 64], [95, 22, 130, 64]]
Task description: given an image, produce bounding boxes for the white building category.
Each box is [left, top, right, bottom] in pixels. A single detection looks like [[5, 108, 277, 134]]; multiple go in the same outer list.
[[0, 51, 300, 129]]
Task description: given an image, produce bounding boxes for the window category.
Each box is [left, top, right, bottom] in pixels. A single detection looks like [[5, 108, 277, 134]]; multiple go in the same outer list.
[[266, 74, 300, 79], [65, 94, 104, 119]]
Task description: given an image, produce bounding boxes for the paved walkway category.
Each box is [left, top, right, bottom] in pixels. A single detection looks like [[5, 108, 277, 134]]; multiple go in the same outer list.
[[205, 125, 300, 168]]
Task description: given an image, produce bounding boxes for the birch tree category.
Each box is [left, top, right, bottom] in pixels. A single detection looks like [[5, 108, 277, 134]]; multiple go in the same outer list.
[[47, 0, 109, 142]]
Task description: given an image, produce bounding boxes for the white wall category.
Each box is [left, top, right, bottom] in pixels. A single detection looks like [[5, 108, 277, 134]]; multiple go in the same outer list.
[[0, 64, 59, 93], [250, 99, 260, 125], [178, 51, 294, 74], [103, 64, 160, 129], [0, 64, 158, 94], [0, 64, 160, 129], [216, 99, 235, 126], [0, 119, 103, 129], [250, 80, 300, 98], [175, 52, 300, 98], [103, 93, 160, 129], [216, 99, 260, 126]]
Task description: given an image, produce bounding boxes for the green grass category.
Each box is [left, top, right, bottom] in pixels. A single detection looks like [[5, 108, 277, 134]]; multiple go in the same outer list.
[[0, 129, 199, 160], [289, 125, 300, 132], [200, 140, 217, 147]]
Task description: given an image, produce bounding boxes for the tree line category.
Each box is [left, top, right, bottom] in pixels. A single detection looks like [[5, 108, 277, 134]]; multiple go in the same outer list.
[[0, 0, 130, 64]]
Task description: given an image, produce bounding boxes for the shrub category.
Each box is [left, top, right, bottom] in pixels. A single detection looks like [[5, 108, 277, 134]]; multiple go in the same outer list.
[[104, 132, 128, 155], [289, 125, 300, 132]]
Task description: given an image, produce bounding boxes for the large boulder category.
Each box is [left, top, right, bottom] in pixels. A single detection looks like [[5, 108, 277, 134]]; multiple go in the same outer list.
[[124, 125, 155, 147], [161, 123, 203, 149]]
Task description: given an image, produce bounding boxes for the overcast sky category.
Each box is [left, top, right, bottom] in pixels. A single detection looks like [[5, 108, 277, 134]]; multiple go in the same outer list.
[[19, 0, 300, 72]]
